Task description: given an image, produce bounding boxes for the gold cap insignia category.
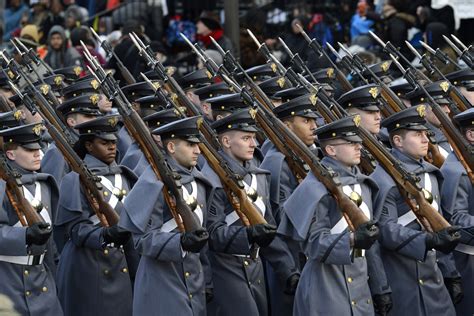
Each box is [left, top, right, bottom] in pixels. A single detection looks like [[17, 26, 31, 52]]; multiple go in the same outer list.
[[90, 79, 99, 90], [381, 61, 390, 72], [277, 77, 286, 88], [73, 66, 82, 76], [108, 116, 118, 127], [309, 94, 318, 106], [7, 70, 15, 79], [89, 94, 99, 105], [166, 66, 177, 77], [416, 104, 426, 117], [326, 68, 334, 78], [13, 110, 22, 121], [40, 84, 50, 95], [353, 114, 361, 127], [205, 70, 213, 79], [270, 63, 277, 73], [152, 81, 161, 90], [54, 75, 63, 86], [170, 93, 178, 102], [32, 124, 42, 136], [369, 87, 379, 99], [197, 117, 204, 129], [440, 81, 450, 93], [249, 108, 257, 119]]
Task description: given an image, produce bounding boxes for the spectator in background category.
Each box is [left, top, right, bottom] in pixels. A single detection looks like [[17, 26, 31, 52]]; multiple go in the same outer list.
[[3, 0, 29, 42], [107, 19, 147, 85], [41, 0, 66, 44], [70, 26, 106, 68], [381, 0, 416, 59], [350, 0, 379, 49], [424, 22, 457, 75], [196, 10, 234, 56], [29, 0, 49, 38], [280, 16, 309, 66], [44, 25, 82, 70]]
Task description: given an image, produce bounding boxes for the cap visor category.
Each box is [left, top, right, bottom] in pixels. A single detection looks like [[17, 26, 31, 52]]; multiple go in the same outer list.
[[186, 136, 201, 144], [238, 126, 260, 133], [342, 135, 363, 143], [21, 142, 42, 150], [96, 133, 118, 141]]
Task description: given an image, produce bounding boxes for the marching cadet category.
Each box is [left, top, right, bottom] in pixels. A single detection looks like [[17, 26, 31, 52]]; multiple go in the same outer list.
[[41, 93, 103, 185], [407, 81, 453, 158], [371, 106, 461, 316], [55, 115, 138, 316], [279, 116, 390, 316], [202, 109, 299, 316], [176, 68, 213, 108], [119, 116, 210, 315], [338, 84, 383, 136], [0, 123, 63, 315], [441, 107, 474, 315], [259, 94, 319, 316]]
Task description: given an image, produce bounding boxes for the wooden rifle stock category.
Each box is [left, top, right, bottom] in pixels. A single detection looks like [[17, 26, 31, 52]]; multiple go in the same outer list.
[[0, 154, 44, 226]]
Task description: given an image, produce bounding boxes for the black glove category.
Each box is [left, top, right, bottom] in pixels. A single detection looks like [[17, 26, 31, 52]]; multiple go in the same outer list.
[[373, 293, 393, 316], [103, 225, 131, 245], [425, 226, 461, 254], [205, 288, 214, 303], [283, 273, 300, 295], [246, 223, 277, 247], [353, 220, 379, 249], [26, 222, 52, 246], [444, 277, 464, 304], [180, 229, 209, 253]]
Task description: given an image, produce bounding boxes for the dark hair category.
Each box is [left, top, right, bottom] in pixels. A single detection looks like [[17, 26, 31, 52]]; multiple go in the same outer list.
[[388, 129, 409, 148], [73, 135, 95, 159]]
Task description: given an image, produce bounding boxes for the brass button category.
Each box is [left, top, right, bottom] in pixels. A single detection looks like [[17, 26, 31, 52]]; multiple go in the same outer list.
[[189, 293, 193, 299], [25, 291, 31, 296], [351, 300, 356, 305], [367, 299, 371, 304], [419, 279, 423, 285], [257, 279, 261, 284], [244, 260, 249, 266], [24, 270, 29, 276], [104, 269, 109, 275], [42, 286, 48, 292], [185, 272, 190, 277], [104, 249, 109, 255], [347, 277, 353, 283], [122, 268, 128, 273]]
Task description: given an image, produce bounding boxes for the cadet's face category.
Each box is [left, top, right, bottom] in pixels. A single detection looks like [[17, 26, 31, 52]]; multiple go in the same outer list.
[[186, 91, 201, 107], [98, 94, 113, 113], [67, 113, 96, 128], [167, 139, 201, 169], [325, 140, 362, 167], [6, 146, 41, 171], [460, 87, 474, 106], [196, 21, 210, 36], [348, 108, 381, 134], [20, 108, 42, 124], [425, 104, 450, 127], [286, 116, 317, 146], [85, 138, 117, 164], [394, 130, 429, 159], [222, 131, 257, 163]]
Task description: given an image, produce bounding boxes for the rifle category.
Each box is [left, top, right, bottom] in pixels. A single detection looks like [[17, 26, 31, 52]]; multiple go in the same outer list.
[[405, 41, 470, 114], [81, 42, 204, 233], [419, 41, 462, 71], [443, 35, 474, 69], [0, 151, 45, 226], [90, 27, 136, 85], [296, 24, 354, 92], [187, 35, 370, 232], [326, 42, 369, 85], [390, 54, 474, 184]]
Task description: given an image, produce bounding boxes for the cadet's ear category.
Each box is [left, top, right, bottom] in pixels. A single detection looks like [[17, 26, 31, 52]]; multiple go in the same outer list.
[[84, 140, 94, 153], [324, 144, 336, 157], [66, 116, 76, 128], [466, 129, 474, 143], [392, 134, 402, 148], [220, 134, 231, 149], [166, 140, 176, 154], [5, 150, 15, 161]]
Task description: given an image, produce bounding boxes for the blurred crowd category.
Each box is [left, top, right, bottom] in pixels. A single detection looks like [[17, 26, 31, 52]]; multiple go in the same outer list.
[[1, 0, 472, 82]]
